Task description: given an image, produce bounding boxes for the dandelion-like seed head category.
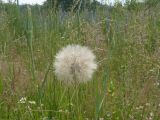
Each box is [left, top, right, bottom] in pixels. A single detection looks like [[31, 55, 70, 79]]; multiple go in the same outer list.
[[54, 44, 97, 86]]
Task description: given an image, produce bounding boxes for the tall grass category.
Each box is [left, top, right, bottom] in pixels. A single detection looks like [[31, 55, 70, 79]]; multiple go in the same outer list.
[[0, 1, 160, 120], [26, 6, 36, 81]]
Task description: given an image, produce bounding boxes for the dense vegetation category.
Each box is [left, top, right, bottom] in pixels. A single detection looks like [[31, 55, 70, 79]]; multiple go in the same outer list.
[[0, 0, 160, 119]]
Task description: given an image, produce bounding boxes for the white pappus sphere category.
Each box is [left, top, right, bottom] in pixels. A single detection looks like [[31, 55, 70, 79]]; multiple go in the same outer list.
[[54, 44, 97, 85]]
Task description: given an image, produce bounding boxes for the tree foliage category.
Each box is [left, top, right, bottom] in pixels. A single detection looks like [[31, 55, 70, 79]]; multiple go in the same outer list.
[[43, 0, 99, 11]]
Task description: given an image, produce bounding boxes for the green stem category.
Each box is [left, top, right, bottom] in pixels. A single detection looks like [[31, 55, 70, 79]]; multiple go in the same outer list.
[[27, 6, 36, 81]]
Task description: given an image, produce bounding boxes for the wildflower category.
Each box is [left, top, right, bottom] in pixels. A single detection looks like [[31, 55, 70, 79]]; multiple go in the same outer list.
[[54, 44, 97, 85], [18, 97, 27, 104]]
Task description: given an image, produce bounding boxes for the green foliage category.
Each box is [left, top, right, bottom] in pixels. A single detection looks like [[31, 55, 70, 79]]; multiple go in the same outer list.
[[43, 0, 100, 11], [43, 0, 75, 11], [145, 0, 160, 6]]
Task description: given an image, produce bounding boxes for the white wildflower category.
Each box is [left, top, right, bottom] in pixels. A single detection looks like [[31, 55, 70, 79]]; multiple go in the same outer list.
[[18, 97, 27, 104], [54, 44, 97, 85]]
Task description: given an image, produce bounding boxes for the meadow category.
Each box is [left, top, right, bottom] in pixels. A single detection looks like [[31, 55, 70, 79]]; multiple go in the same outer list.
[[0, 1, 160, 120]]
